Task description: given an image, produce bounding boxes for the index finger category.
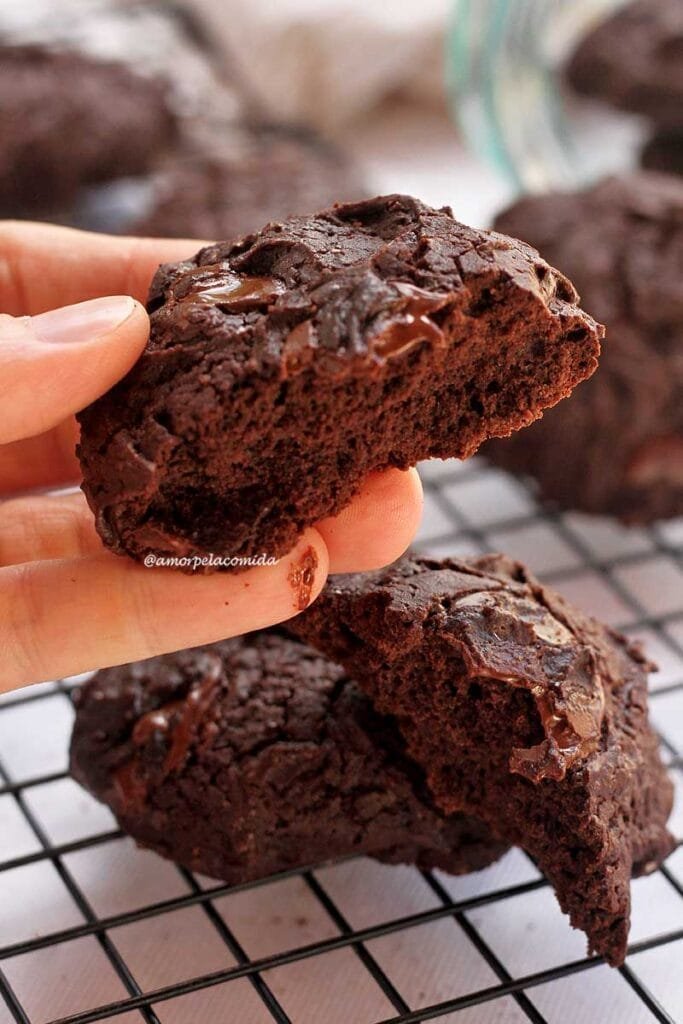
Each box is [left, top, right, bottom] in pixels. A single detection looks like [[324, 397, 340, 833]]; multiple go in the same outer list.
[[0, 221, 207, 316]]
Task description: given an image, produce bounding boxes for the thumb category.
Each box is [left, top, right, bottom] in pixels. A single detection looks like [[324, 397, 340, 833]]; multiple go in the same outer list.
[[0, 296, 148, 444]]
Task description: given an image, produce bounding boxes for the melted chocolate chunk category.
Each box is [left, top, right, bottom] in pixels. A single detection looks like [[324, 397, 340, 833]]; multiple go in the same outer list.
[[369, 283, 448, 357], [114, 652, 222, 806], [178, 274, 286, 311], [442, 587, 605, 783]]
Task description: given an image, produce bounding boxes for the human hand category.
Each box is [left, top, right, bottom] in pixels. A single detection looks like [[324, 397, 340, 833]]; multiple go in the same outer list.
[[0, 222, 423, 691]]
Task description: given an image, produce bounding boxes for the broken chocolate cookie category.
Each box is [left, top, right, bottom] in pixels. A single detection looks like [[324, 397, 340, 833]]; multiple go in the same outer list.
[[70, 632, 508, 882], [288, 554, 675, 966]]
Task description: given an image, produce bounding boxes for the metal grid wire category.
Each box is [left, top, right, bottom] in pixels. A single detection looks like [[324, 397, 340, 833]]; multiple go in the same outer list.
[[0, 457, 681, 1024]]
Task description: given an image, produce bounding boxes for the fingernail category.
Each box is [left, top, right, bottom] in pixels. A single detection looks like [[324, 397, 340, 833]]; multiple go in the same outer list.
[[32, 296, 136, 345]]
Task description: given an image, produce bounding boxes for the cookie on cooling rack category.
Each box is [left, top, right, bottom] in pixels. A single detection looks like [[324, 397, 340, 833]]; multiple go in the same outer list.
[[77, 193, 602, 571], [70, 631, 509, 882], [0, 44, 177, 214], [287, 553, 675, 967], [487, 172, 683, 523]]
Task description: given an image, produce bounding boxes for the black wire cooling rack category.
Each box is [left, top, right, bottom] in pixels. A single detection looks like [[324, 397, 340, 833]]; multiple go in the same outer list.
[[0, 457, 681, 1024]]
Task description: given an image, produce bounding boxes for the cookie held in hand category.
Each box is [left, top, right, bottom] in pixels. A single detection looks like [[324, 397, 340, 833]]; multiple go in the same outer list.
[[78, 194, 602, 570]]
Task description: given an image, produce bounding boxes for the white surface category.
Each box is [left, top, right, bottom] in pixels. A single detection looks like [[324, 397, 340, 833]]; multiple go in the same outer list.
[[188, 0, 448, 128]]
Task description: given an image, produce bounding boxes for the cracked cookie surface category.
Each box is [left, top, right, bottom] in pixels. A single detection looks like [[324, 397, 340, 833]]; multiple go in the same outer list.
[[70, 631, 508, 882], [77, 193, 602, 570], [288, 553, 675, 965]]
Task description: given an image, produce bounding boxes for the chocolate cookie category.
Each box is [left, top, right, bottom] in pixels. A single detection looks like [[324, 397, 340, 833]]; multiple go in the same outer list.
[[70, 632, 508, 883], [131, 123, 368, 240], [77, 193, 602, 569], [567, 0, 683, 127], [487, 173, 683, 522], [0, 44, 177, 214], [288, 555, 675, 966], [642, 130, 683, 176]]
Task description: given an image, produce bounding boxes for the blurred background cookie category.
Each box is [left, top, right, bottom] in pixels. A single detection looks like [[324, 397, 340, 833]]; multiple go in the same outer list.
[[642, 129, 683, 177], [487, 171, 683, 523], [128, 122, 368, 240], [0, 1, 369, 237], [566, 0, 683, 127], [0, 44, 178, 216], [566, 0, 683, 181]]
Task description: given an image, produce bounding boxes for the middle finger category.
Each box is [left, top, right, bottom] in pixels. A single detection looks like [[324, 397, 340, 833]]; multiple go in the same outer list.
[[0, 491, 101, 566], [0, 418, 80, 497]]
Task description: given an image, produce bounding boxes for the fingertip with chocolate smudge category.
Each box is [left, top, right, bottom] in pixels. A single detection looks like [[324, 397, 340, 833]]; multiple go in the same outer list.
[[288, 546, 319, 611]]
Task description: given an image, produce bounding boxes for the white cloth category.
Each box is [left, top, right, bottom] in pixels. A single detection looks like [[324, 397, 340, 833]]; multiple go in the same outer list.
[[185, 0, 449, 127]]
